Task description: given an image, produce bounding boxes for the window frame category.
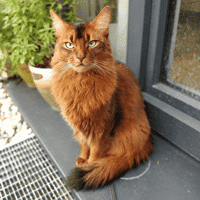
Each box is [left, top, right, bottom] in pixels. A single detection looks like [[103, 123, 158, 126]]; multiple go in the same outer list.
[[126, 0, 200, 162]]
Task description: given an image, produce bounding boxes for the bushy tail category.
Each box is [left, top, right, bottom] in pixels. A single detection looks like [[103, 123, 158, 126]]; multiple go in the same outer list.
[[67, 155, 130, 191], [67, 137, 153, 191]]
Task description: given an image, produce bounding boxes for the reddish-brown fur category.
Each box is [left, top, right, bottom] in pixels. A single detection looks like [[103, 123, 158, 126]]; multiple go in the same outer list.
[[50, 7, 153, 190]]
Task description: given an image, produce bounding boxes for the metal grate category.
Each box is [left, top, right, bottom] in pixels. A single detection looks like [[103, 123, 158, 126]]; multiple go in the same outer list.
[[0, 135, 75, 200]]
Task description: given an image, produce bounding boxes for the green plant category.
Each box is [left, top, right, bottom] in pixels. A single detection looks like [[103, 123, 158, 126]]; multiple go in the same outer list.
[[104, 0, 117, 23], [0, 0, 78, 75]]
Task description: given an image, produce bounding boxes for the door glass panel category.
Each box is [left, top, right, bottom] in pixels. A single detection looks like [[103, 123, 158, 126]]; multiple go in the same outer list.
[[75, 0, 119, 59], [75, 0, 117, 23], [169, 0, 200, 92]]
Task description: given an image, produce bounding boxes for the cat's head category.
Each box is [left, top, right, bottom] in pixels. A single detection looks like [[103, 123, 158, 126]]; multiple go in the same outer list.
[[50, 6, 115, 74]]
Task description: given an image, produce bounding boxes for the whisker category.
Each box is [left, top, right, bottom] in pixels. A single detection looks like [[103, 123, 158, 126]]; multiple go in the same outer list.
[[93, 63, 106, 75], [57, 65, 66, 73], [96, 60, 124, 71], [93, 62, 110, 76], [95, 60, 113, 69], [97, 66, 116, 78], [57, 62, 71, 76], [97, 64, 113, 73], [95, 60, 111, 64], [95, 61, 117, 78]]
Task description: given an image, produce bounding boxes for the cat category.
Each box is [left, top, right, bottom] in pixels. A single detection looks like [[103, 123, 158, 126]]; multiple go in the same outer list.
[[50, 6, 153, 191]]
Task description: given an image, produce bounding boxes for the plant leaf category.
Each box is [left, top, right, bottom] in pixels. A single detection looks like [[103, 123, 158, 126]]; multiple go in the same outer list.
[[29, 19, 36, 22], [20, 57, 25, 64], [57, 3, 62, 10], [29, 26, 33, 33]]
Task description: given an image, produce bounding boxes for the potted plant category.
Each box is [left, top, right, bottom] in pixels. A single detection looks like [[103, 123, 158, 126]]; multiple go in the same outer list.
[[0, 0, 78, 110], [0, 3, 30, 84]]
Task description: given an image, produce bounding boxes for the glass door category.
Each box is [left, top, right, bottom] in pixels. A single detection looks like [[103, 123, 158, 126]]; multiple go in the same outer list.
[[143, 0, 200, 161], [75, 0, 117, 23], [165, 0, 200, 100]]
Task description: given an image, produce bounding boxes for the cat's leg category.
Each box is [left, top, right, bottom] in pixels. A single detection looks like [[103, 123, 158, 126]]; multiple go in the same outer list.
[[86, 138, 110, 164], [86, 124, 113, 164], [73, 130, 90, 165], [76, 140, 90, 166]]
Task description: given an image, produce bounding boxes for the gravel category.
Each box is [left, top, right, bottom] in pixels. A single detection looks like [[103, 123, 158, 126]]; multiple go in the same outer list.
[[0, 82, 34, 148]]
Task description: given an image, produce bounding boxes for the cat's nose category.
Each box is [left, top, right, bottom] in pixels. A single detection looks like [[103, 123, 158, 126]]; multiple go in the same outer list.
[[77, 54, 86, 62]]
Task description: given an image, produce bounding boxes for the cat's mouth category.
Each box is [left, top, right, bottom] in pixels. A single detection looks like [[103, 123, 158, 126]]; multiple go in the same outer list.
[[74, 64, 92, 72]]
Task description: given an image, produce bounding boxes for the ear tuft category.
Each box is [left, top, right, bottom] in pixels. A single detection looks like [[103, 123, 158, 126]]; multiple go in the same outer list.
[[50, 9, 68, 37], [92, 6, 111, 30]]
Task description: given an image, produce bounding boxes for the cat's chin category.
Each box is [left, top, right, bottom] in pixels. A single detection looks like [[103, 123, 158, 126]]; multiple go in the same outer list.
[[73, 65, 92, 73]]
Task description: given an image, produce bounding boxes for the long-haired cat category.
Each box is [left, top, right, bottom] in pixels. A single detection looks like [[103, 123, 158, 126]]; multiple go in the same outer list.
[[50, 6, 153, 191]]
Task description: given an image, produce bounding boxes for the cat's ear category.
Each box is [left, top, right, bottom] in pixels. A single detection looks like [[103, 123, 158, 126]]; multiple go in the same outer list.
[[50, 9, 69, 37], [91, 6, 111, 30]]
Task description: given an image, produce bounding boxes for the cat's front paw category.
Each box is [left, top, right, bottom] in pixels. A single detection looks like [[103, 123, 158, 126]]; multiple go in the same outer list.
[[76, 156, 87, 166]]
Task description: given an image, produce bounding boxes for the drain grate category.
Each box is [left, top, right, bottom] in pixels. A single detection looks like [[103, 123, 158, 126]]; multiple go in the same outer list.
[[0, 136, 75, 200]]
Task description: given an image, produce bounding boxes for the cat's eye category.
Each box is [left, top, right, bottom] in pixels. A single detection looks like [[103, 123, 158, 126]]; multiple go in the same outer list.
[[88, 40, 96, 47], [65, 42, 74, 49]]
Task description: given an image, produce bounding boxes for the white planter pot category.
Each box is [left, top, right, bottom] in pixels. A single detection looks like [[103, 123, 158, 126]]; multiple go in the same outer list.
[[29, 64, 60, 111]]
